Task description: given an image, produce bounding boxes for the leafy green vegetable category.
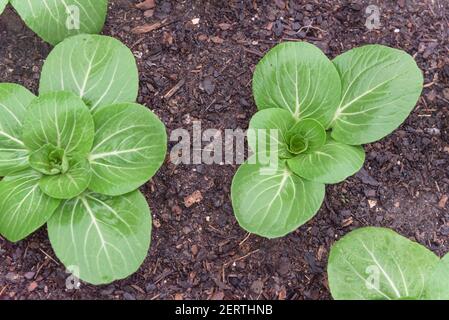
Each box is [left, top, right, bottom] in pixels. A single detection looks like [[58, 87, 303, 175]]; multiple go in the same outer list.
[[327, 227, 449, 300], [424, 254, 449, 300], [89, 103, 167, 196], [0, 169, 61, 242], [287, 137, 365, 184], [47, 190, 151, 285], [39, 156, 92, 200], [232, 42, 422, 238], [23, 91, 94, 155], [231, 157, 325, 238], [330, 45, 423, 145], [40, 34, 139, 111], [252, 42, 341, 127], [0, 35, 167, 285], [0, 83, 35, 176], [8, 0, 108, 45]]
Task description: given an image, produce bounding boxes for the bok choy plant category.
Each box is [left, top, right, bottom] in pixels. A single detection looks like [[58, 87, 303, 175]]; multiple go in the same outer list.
[[327, 227, 449, 300], [0, 34, 167, 285], [0, 0, 108, 45], [231, 42, 423, 238]]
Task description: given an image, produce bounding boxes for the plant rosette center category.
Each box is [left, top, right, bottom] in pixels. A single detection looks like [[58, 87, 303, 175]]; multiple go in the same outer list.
[[30, 144, 70, 175]]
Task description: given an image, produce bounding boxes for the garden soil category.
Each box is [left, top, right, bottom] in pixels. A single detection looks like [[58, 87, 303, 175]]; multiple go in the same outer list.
[[0, 0, 448, 300]]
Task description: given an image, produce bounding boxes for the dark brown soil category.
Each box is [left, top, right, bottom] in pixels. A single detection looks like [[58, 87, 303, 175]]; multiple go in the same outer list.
[[0, 0, 448, 300]]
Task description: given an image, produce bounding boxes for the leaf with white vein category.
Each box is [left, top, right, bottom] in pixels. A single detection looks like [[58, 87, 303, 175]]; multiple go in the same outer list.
[[0, 169, 61, 242], [47, 190, 151, 285], [22, 91, 94, 156], [88, 103, 167, 196], [248, 108, 296, 159], [330, 45, 423, 145], [327, 227, 439, 300], [0, 83, 35, 176], [39, 34, 138, 111], [252, 42, 341, 127], [39, 157, 91, 199], [231, 158, 325, 238], [10, 0, 108, 45], [287, 136, 365, 184], [286, 118, 326, 152]]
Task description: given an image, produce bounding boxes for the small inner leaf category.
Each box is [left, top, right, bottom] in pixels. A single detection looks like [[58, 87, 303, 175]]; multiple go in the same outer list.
[[39, 156, 92, 200], [286, 118, 326, 152], [288, 134, 308, 154], [29, 144, 68, 176]]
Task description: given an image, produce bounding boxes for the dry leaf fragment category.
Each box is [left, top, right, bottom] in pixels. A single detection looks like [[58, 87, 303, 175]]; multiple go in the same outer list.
[[174, 293, 183, 300], [439, 195, 448, 208], [218, 23, 232, 30], [184, 190, 203, 207], [131, 22, 162, 34], [210, 36, 224, 44], [368, 199, 377, 208], [136, 0, 156, 10]]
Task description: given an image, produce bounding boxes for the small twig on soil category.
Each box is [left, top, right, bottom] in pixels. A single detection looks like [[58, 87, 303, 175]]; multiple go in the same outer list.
[[221, 249, 260, 282], [154, 270, 173, 284], [163, 79, 185, 99], [39, 248, 60, 265], [423, 82, 435, 88], [205, 98, 217, 111], [239, 233, 251, 246], [0, 285, 7, 297], [150, 293, 161, 300], [34, 262, 44, 279], [23, 244, 28, 259], [296, 24, 327, 35], [242, 47, 264, 57]]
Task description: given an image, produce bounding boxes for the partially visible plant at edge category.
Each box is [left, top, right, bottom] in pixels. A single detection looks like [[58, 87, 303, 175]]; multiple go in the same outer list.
[[231, 42, 423, 238], [0, 34, 167, 285], [327, 227, 449, 300], [0, 0, 108, 45]]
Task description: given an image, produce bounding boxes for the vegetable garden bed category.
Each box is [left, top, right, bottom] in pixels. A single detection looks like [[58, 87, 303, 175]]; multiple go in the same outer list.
[[0, 0, 448, 300]]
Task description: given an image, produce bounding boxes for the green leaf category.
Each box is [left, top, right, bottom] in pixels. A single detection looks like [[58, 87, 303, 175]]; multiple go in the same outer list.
[[287, 136, 365, 184], [47, 190, 151, 285], [22, 91, 94, 156], [231, 158, 325, 238], [0, 169, 60, 242], [88, 103, 167, 196], [424, 253, 449, 300], [248, 108, 296, 159], [327, 227, 439, 300], [9, 0, 108, 45], [39, 156, 91, 199], [39, 34, 138, 111], [252, 42, 341, 127], [330, 45, 423, 145], [288, 135, 308, 154], [285, 118, 326, 152], [0, 83, 35, 176], [29, 144, 69, 175], [0, 0, 8, 15]]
